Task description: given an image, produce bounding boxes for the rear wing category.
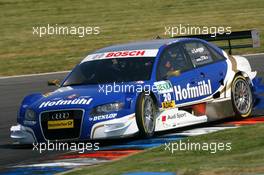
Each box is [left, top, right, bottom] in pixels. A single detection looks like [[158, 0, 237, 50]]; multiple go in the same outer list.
[[173, 29, 260, 54]]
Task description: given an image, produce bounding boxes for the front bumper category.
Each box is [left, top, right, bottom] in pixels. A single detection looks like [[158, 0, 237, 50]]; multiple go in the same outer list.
[[10, 124, 37, 144], [10, 113, 139, 144], [91, 113, 139, 139]]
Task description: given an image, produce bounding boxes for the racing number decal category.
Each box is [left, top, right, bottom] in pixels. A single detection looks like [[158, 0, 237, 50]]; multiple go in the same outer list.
[[161, 92, 176, 109], [154, 81, 176, 109], [163, 93, 171, 101]]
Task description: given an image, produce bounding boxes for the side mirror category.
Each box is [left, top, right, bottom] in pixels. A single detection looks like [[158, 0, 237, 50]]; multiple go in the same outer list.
[[47, 79, 60, 87], [167, 70, 181, 78]]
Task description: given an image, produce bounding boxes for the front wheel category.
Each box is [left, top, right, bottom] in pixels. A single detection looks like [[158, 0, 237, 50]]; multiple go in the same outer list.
[[231, 75, 253, 118], [135, 93, 156, 137]]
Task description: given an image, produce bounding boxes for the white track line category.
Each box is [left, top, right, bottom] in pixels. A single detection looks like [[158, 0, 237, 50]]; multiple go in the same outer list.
[[243, 52, 264, 56], [0, 71, 70, 80], [13, 158, 108, 168]]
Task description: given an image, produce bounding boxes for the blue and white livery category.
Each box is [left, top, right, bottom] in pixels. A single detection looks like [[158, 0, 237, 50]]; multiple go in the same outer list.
[[10, 38, 264, 143]]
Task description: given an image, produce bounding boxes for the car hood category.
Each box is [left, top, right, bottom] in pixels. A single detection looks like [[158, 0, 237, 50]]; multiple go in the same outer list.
[[29, 84, 135, 111]]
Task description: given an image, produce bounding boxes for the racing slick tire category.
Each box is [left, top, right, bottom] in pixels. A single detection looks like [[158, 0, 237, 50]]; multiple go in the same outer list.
[[231, 75, 253, 118], [135, 92, 157, 137]]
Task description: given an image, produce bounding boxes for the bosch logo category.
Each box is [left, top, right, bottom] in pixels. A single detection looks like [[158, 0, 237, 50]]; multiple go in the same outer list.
[[51, 112, 70, 120], [105, 50, 146, 58]]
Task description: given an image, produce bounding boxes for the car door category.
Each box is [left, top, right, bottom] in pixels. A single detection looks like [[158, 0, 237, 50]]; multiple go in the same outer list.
[[182, 40, 228, 102], [155, 43, 198, 108]]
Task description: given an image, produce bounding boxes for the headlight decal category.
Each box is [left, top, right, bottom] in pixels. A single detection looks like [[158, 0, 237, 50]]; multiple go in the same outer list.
[[91, 102, 124, 115], [25, 109, 36, 121]]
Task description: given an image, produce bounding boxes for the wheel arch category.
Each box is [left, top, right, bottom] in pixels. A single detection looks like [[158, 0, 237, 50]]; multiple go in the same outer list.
[[223, 70, 253, 99], [135, 91, 159, 107], [234, 71, 253, 85], [149, 91, 159, 108]]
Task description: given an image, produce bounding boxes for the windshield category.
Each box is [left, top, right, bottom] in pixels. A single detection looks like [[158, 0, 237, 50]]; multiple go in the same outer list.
[[63, 57, 155, 86]]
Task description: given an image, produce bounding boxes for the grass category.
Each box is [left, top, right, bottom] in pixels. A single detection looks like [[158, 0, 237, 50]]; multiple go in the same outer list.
[[0, 0, 264, 76], [67, 124, 264, 175]]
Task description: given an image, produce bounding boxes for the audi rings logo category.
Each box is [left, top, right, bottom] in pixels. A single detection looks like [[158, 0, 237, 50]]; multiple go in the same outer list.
[[51, 112, 70, 120]]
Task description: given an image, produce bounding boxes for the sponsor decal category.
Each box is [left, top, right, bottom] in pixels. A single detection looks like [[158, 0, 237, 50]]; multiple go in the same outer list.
[[161, 113, 187, 123], [67, 94, 79, 99], [162, 100, 176, 109], [51, 112, 70, 120], [106, 50, 145, 58], [136, 81, 144, 84], [191, 47, 204, 54], [162, 115, 167, 122], [196, 55, 209, 62], [154, 81, 173, 94], [167, 113, 187, 120], [81, 49, 159, 62], [174, 80, 212, 101], [39, 98, 93, 109], [47, 119, 74, 129], [23, 120, 36, 125], [90, 53, 105, 60], [90, 113, 117, 121]]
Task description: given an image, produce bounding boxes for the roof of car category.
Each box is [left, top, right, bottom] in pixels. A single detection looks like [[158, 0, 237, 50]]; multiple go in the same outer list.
[[92, 38, 195, 53]]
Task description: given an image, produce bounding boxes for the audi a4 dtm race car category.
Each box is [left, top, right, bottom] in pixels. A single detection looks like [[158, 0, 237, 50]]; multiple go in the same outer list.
[[10, 38, 264, 143]]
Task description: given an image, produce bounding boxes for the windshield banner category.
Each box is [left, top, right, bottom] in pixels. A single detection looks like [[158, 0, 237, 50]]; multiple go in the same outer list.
[[81, 49, 159, 63]]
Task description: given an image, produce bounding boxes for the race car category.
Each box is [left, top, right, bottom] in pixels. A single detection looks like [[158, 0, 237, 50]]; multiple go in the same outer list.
[[10, 38, 264, 143]]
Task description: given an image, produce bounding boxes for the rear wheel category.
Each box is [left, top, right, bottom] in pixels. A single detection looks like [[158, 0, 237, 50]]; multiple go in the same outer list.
[[231, 75, 253, 118], [135, 93, 156, 137]]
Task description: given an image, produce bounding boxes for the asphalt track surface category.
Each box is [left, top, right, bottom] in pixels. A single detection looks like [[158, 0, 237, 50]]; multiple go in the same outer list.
[[0, 54, 263, 171]]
